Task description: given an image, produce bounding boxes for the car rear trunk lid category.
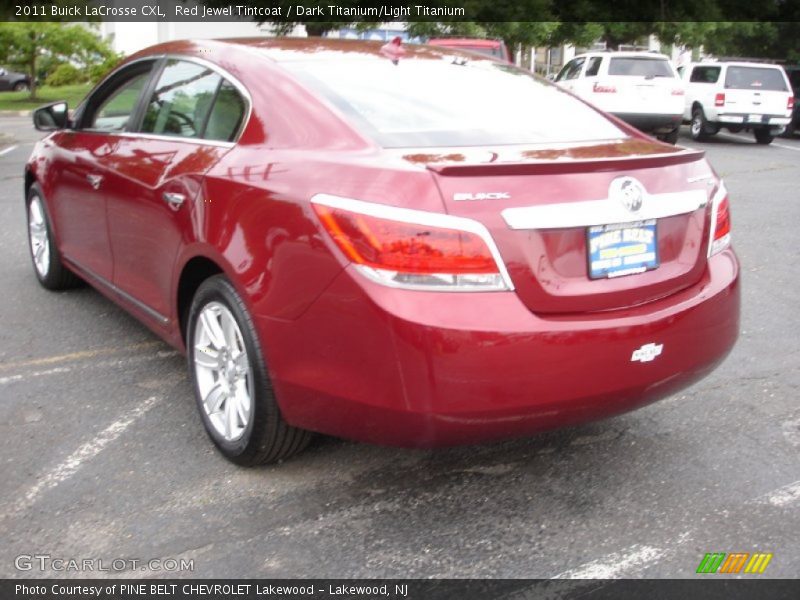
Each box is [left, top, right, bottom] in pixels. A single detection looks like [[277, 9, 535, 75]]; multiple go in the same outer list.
[[401, 138, 717, 314]]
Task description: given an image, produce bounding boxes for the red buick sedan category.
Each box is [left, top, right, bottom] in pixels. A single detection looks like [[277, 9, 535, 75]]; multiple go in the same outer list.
[[25, 38, 740, 465]]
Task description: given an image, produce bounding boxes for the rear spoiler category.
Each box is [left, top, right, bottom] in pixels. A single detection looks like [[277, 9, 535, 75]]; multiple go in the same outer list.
[[426, 148, 706, 177]]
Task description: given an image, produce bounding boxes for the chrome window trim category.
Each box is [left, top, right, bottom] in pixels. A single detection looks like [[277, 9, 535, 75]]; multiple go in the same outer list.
[[77, 53, 252, 145], [501, 188, 708, 230], [310, 193, 515, 292]]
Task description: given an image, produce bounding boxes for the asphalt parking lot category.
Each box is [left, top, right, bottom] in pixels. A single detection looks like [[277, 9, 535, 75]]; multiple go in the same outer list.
[[1, 115, 799, 580]]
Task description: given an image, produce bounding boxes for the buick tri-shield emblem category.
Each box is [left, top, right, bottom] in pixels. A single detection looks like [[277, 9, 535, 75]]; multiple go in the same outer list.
[[610, 177, 645, 213]]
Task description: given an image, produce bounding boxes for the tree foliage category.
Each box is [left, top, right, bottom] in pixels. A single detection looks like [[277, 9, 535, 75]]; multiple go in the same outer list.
[[0, 22, 117, 99]]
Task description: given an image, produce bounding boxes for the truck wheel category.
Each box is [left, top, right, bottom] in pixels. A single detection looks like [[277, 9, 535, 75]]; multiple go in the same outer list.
[[754, 128, 774, 145], [659, 128, 680, 145], [690, 107, 716, 141]]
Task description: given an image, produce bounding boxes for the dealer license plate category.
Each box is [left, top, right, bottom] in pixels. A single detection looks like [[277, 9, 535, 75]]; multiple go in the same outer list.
[[587, 220, 659, 279]]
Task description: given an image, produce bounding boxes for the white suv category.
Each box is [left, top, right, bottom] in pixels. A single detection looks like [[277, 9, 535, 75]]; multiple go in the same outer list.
[[681, 61, 794, 145], [555, 51, 684, 144]]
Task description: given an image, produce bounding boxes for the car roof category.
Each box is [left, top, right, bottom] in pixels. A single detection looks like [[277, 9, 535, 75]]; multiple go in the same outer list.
[[576, 51, 670, 60], [427, 38, 502, 47], [129, 37, 486, 64], [691, 61, 784, 69]]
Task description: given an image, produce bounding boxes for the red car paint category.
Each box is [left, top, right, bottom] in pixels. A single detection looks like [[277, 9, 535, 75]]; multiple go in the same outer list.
[[427, 38, 512, 62], [26, 39, 739, 447]]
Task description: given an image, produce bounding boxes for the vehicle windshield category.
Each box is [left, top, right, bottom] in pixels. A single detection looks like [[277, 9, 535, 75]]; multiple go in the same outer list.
[[608, 57, 675, 78], [283, 57, 626, 148], [725, 66, 788, 91]]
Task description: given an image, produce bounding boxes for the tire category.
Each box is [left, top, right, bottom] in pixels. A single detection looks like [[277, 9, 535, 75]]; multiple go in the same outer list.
[[12, 81, 29, 92], [26, 184, 81, 290], [187, 275, 312, 466], [659, 128, 680, 145], [754, 128, 774, 145], [690, 107, 714, 141]]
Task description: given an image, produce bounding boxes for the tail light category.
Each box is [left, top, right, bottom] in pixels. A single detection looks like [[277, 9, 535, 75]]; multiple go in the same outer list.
[[714, 93, 726, 107], [789, 96, 795, 110], [311, 195, 513, 291], [593, 82, 617, 93], [708, 184, 731, 257], [672, 88, 685, 96]]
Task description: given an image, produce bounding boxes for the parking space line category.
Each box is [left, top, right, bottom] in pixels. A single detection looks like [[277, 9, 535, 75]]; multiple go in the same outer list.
[[553, 478, 800, 578], [0, 341, 165, 372], [0, 145, 18, 157], [0, 366, 70, 385], [6, 395, 161, 519], [0, 350, 179, 386], [758, 481, 800, 507], [773, 143, 800, 152], [553, 545, 666, 579]]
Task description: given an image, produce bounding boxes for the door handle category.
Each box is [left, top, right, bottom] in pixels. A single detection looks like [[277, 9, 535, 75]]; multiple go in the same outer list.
[[86, 174, 103, 190], [162, 192, 186, 210]]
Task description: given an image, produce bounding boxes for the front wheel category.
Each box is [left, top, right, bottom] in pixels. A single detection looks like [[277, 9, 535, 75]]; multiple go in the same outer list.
[[26, 184, 81, 290], [187, 275, 312, 466], [754, 128, 774, 145]]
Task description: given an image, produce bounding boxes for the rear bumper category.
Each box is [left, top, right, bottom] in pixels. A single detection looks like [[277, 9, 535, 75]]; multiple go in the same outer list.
[[716, 113, 791, 127], [259, 248, 740, 447], [612, 112, 682, 133]]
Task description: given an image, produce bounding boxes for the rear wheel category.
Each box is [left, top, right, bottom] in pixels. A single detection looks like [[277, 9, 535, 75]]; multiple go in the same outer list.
[[659, 128, 680, 145], [187, 275, 312, 466], [12, 81, 29, 92], [26, 184, 81, 290], [754, 128, 774, 145]]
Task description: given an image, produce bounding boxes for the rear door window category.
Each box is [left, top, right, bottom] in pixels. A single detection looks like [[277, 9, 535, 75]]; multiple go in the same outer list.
[[203, 81, 246, 142], [690, 66, 721, 83], [724, 67, 788, 91], [585, 57, 603, 77], [608, 57, 674, 78]]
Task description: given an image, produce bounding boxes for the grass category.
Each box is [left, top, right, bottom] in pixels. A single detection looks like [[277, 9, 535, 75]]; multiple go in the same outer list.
[[0, 84, 93, 112]]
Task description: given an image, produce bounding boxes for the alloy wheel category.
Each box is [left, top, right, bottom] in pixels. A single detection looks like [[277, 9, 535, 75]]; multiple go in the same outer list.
[[28, 195, 50, 278], [193, 301, 253, 442]]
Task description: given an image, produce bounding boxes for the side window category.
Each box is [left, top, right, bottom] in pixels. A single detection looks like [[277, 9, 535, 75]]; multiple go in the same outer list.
[[585, 57, 603, 78], [82, 67, 152, 132], [690, 66, 721, 84], [140, 60, 222, 139], [203, 81, 246, 142]]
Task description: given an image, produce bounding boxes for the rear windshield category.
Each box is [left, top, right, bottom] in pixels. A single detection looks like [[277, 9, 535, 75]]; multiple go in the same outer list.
[[608, 57, 674, 78], [283, 57, 625, 148], [725, 66, 788, 91]]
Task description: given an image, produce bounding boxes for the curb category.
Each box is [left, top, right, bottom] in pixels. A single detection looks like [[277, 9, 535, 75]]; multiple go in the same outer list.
[[0, 110, 31, 117]]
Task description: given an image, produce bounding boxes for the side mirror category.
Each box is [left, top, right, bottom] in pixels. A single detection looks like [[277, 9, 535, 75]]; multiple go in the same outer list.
[[546, 73, 557, 82], [33, 101, 69, 131]]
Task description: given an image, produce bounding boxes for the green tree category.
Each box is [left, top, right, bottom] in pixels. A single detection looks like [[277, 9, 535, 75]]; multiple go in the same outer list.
[[0, 22, 116, 99]]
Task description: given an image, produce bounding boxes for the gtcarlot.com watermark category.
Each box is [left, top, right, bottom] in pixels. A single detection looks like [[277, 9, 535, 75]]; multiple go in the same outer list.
[[15, 553, 194, 573]]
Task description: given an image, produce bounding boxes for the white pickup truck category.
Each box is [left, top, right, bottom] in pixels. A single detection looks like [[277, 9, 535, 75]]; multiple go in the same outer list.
[[681, 61, 794, 145]]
